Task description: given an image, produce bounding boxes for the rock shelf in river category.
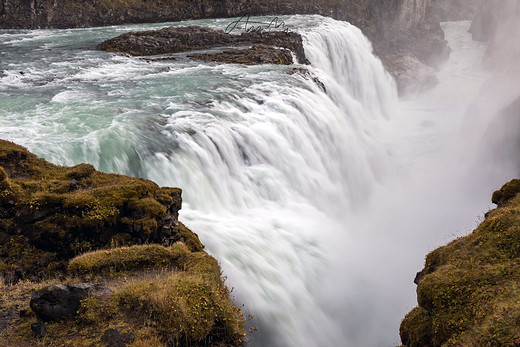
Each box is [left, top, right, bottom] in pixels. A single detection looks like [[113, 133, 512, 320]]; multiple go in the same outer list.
[[97, 25, 309, 65]]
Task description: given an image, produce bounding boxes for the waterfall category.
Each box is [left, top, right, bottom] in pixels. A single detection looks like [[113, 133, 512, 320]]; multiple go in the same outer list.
[[141, 17, 400, 346], [0, 17, 496, 346]]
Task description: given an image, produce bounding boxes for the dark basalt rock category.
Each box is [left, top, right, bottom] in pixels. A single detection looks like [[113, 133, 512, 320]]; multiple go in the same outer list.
[[97, 25, 309, 64], [101, 328, 135, 347], [30, 283, 112, 322], [188, 44, 294, 65]]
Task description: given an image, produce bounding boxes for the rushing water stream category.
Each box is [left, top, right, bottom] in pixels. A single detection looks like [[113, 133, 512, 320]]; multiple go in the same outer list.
[[0, 16, 512, 346]]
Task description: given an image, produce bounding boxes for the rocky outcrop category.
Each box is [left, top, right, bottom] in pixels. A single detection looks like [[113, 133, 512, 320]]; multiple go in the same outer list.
[[463, 0, 520, 173], [189, 45, 294, 65], [369, 0, 450, 95], [400, 180, 520, 346], [383, 54, 439, 95], [480, 96, 520, 174], [0, 141, 246, 346], [0, 139, 202, 283], [97, 25, 308, 64]]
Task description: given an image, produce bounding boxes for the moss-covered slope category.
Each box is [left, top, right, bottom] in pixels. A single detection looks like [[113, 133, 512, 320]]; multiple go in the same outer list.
[[400, 179, 520, 346], [0, 139, 203, 283], [0, 140, 246, 346], [1, 243, 246, 346]]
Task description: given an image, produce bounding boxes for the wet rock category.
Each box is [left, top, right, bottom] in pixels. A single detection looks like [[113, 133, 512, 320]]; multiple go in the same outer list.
[[97, 26, 308, 65], [189, 44, 294, 65], [30, 283, 112, 322], [287, 67, 326, 92]]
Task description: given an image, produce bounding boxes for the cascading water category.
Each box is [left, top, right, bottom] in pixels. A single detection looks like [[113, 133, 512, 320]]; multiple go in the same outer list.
[[0, 16, 508, 346]]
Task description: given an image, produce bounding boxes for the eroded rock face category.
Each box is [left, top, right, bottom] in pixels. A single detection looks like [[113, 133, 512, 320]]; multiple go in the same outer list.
[[30, 283, 111, 322], [189, 45, 294, 65], [97, 26, 308, 64], [471, 0, 520, 71]]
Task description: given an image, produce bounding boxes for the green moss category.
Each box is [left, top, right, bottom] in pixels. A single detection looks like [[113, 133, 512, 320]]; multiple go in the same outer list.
[[68, 243, 191, 278], [177, 221, 204, 252], [492, 179, 520, 206], [116, 272, 244, 345], [2, 241, 247, 346], [0, 140, 185, 282], [76, 295, 118, 325], [401, 179, 520, 346], [65, 163, 95, 180], [399, 307, 432, 347], [0, 140, 246, 346]]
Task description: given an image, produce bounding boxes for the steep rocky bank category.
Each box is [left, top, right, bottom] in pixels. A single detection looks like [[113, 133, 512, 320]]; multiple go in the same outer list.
[[400, 180, 520, 346], [0, 140, 246, 346], [401, 1, 520, 345], [0, 0, 449, 94]]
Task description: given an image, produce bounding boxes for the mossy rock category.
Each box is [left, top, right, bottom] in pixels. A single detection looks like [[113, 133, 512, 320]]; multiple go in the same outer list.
[[116, 263, 244, 345], [491, 179, 520, 206], [68, 243, 191, 278], [401, 177, 520, 346], [399, 307, 432, 347], [0, 244, 245, 346], [0, 140, 199, 283]]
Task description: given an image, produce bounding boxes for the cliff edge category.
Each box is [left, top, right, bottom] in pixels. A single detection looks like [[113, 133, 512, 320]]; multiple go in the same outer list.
[[0, 139, 246, 346], [400, 179, 520, 346]]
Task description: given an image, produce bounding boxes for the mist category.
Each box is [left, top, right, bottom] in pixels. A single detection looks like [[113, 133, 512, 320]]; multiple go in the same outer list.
[[318, 14, 520, 345]]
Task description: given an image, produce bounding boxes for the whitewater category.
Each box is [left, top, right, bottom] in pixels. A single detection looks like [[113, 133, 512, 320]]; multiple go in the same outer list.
[[0, 16, 510, 346]]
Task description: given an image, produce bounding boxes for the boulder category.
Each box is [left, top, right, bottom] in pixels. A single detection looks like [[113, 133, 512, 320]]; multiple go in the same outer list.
[[30, 283, 112, 322]]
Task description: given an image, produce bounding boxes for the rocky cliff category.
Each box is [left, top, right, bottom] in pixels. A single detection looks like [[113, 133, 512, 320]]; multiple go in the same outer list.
[[400, 180, 520, 346], [0, 139, 246, 346]]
